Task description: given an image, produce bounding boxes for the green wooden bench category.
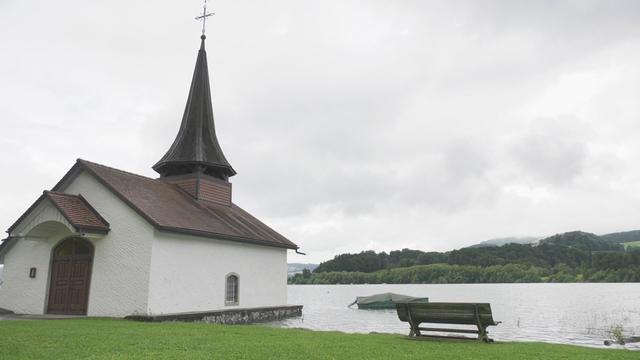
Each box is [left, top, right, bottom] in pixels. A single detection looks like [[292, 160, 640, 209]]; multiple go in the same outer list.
[[396, 302, 501, 342]]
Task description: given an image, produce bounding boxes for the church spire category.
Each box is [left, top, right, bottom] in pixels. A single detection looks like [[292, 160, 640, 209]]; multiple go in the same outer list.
[[153, 33, 236, 180]]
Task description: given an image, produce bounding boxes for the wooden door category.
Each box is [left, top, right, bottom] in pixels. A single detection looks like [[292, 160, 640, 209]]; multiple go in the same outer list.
[[47, 238, 93, 315]]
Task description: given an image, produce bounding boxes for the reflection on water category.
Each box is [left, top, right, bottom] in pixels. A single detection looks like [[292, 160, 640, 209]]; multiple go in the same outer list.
[[271, 283, 640, 350]]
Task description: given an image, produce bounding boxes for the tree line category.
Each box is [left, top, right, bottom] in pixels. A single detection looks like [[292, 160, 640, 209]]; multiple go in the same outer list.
[[290, 231, 640, 284]]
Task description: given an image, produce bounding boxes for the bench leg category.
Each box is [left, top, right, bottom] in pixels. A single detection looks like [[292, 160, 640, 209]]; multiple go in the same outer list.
[[478, 326, 491, 343], [408, 321, 420, 337], [406, 305, 420, 337]]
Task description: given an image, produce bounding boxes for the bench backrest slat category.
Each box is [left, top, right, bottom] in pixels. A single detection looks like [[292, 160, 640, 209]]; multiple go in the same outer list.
[[396, 302, 496, 326]]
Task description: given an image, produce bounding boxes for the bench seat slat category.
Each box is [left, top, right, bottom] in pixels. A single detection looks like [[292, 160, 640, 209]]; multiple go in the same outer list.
[[417, 327, 479, 334]]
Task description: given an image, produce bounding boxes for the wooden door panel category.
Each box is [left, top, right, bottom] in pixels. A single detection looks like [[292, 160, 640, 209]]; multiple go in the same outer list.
[[47, 238, 93, 315], [71, 261, 87, 277], [47, 260, 71, 313], [49, 288, 67, 312], [67, 259, 91, 314]]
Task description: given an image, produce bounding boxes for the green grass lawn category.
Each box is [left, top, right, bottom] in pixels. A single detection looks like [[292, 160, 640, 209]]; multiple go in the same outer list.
[[0, 318, 636, 360]]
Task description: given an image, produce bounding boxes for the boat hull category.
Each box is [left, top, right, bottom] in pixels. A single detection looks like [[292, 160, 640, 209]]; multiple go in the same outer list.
[[357, 298, 428, 309]]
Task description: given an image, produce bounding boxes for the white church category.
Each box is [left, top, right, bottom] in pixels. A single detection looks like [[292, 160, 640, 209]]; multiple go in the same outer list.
[[0, 34, 301, 321]]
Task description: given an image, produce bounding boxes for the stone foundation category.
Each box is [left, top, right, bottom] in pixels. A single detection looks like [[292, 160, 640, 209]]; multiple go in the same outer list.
[[125, 305, 302, 324]]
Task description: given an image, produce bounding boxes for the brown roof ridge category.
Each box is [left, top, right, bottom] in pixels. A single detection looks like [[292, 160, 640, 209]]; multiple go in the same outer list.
[[44, 191, 110, 233], [201, 200, 295, 248], [75, 193, 111, 230], [77, 159, 157, 182], [7, 191, 110, 235], [53, 159, 298, 249], [230, 203, 293, 244], [165, 179, 225, 214], [158, 186, 297, 248]]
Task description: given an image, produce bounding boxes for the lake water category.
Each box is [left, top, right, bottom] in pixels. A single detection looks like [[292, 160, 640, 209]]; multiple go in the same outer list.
[[271, 283, 640, 350]]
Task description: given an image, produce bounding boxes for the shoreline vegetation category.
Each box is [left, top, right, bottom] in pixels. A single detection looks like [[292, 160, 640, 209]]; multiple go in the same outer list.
[[290, 231, 640, 285], [0, 318, 636, 359]]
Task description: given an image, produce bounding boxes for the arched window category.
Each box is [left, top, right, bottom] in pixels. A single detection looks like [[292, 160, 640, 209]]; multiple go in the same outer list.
[[225, 274, 239, 305], [53, 237, 94, 258]]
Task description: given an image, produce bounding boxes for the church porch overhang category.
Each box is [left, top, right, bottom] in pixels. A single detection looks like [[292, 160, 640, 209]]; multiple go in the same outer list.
[[2, 192, 110, 262]]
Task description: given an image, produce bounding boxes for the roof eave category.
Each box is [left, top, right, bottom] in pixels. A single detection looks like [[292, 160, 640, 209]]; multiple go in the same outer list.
[[156, 225, 298, 250], [44, 191, 110, 234], [75, 225, 111, 235], [0, 237, 13, 258], [6, 192, 47, 235], [152, 160, 237, 177]]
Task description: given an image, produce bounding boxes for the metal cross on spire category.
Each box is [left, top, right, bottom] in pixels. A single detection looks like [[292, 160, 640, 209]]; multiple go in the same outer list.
[[195, 0, 215, 36]]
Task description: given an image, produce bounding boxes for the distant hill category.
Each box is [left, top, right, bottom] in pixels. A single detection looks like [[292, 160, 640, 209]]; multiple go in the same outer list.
[[287, 263, 318, 277], [304, 230, 634, 271], [467, 230, 640, 249], [539, 231, 624, 252], [601, 230, 640, 244], [291, 230, 640, 284], [468, 236, 539, 248]]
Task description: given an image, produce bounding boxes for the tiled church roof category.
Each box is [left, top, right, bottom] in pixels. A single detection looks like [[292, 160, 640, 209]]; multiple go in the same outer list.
[[46, 192, 110, 232], [52, 159, 297, 250], [7, 191, 110, 235]]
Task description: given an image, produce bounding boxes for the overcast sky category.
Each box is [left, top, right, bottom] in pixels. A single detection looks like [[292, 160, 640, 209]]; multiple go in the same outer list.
[[1, 0, 640, 263]]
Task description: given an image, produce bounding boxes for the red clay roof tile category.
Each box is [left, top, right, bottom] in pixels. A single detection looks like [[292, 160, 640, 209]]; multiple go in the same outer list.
[[45, 191, 110, 232], [71, 159, 297, 249], [6, 191, 110, 235]]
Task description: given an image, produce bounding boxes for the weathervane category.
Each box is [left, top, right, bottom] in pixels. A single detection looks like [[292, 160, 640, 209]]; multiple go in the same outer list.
[[195, 0, 215, 36]]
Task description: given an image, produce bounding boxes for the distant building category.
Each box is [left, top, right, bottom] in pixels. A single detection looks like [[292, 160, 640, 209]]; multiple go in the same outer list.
[[287, 263, 319, 278], [0, 35, 299, 318]]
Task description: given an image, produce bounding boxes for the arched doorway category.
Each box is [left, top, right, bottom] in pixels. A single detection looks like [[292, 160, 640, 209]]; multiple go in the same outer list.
[[47, 237, 94, 315]]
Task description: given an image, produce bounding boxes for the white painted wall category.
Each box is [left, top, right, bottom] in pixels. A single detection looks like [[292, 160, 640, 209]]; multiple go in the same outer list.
[[0, 238, 55, 314], [0, 200, 75, 314], [148, 231, 288, 315], [0, 168, 290, 317], [62, 171, 155, 316], [0, 170, 156, 316]]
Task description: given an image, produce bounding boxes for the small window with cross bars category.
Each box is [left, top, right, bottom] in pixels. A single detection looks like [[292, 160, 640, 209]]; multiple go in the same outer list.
[[225, 274, 239, 305]]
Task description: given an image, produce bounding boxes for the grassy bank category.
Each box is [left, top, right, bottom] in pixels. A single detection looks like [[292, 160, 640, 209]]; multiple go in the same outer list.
[[0, 318, 635, 359]]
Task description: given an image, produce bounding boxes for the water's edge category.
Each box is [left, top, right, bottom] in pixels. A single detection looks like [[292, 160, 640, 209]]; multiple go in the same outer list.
[[270, 283, 640, 350]]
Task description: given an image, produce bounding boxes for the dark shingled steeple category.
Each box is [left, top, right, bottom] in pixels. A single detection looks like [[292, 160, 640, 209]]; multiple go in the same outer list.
[[153, 35, 236, 180]]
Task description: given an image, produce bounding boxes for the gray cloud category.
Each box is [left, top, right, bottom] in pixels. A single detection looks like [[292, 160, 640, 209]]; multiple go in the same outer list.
[[1, 1, 640, 262], [509, 117, 590, 186]]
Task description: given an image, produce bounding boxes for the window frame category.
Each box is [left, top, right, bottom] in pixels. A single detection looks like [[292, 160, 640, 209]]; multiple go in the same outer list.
[[224, 273, 239, 306]]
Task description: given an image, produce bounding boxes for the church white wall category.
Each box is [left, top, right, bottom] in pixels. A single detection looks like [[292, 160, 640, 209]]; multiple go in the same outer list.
[[148, 231, 288, 314], [0, 235, 56, 314], [0, 201, 75, 314], [0, 168, 290, 317], [61, 171, 155, 317]]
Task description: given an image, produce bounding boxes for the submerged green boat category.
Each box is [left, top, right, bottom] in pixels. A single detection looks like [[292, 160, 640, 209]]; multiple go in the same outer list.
[[348, 293, 428, 309]]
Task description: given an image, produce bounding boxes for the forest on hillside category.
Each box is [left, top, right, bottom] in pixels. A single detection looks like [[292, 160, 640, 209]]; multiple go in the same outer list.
[[289, 231, 640, 284]]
